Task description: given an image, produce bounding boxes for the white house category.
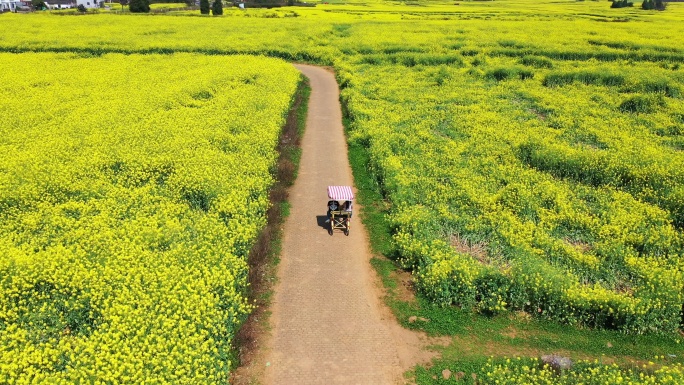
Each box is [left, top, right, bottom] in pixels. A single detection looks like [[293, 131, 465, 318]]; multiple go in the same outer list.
[[0, 0, 21, 12], [76, 0, 103, 8], [44, 0, 76, 9]]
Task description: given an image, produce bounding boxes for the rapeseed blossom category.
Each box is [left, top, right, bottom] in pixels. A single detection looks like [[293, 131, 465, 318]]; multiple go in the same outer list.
[[0, 53, 299, 383]]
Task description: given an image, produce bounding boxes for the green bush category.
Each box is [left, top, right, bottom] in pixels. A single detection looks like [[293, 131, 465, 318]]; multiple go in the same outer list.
[[487, 67, 516, 81], [212, 0, 223, 15], [611, 0, 633, 8], [486, 67, 534, 81], [543, 70, 625, 87], [460, 48, 479, 57], [471, 55, 487, 67], [200, 0, 210, 14], [641, 79, 681, 98], [619, 94, 665, 114], [520, 55, 554, 69], [31, 0, 46, 9], [519, 69, 535, 80], [642, 0, 667, 10], [128, 0, 149, 12]]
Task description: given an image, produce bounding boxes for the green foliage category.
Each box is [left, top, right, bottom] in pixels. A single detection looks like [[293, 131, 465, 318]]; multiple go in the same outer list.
[[639, 79, 681, 98], [128, 0, 150, 12], [619, 94, 666, 114], [433, 66, 451, 87], [212, 0, 223, 15], [485, 66, 534, 81], [471, 54, 487, 67], [519, 55, 553, 69], [611, 0, 633, 8], [200, 0, 210, 14], [642, 0, 667, 10], [345, 110, 396, 257], [360, 53, 463, 67], [543, 70, 626, 87]]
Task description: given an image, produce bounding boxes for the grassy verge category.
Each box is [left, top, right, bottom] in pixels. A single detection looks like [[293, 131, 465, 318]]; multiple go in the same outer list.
[[342, 103, 684, 385], [347, 140, 394, 258], [231, 76, 310, 385]]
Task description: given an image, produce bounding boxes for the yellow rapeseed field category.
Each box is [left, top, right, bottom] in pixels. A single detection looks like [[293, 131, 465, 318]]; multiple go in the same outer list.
[[0, 52, 299, 383], [0, 0, 683, 382]]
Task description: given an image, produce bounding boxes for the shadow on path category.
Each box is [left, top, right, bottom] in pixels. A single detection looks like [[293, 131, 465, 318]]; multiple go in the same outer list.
[[315, 215, 329, 231]]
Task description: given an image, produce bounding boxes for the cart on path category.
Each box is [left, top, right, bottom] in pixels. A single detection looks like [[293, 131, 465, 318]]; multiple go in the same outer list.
[[327, 186, 353, 236]]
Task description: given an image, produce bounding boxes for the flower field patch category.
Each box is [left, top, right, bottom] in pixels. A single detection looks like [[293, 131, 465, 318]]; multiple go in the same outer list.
[[0, 52, 299, 383]]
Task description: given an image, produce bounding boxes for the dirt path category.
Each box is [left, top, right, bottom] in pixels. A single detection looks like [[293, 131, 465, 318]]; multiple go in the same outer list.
[[261, 65, 435, 384]]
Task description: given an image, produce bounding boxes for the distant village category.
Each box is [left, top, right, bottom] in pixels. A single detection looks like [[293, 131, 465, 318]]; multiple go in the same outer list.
[[0, 0, 276, 11], [1, 0, 106, 11]]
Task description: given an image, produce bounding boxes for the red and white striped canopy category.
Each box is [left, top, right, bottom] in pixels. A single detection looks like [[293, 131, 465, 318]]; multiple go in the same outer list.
[[327, 186, 354, 201]]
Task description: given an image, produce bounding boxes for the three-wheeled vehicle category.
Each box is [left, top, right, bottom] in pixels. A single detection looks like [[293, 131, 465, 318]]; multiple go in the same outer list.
[[327, 186, 353, 236]]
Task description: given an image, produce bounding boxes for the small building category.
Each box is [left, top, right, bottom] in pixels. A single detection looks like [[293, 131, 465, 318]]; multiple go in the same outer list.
[[76, 0, 103, 8], [43, 0, 76, 8], [0, 0, 22, 12]]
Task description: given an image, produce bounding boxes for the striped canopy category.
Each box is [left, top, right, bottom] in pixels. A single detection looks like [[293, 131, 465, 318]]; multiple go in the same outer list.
[[327, 186, 354, 201]]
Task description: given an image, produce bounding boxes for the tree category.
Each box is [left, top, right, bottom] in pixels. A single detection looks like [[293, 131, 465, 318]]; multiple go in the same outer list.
[[611, 0, 633, 8], [77, 3, 87, 11], [129, 0, 149, 12], [31, 0, 46, 10], [642, 0, 667, 10], [200, 0, 210, 14], [211, 0, 222, 15]]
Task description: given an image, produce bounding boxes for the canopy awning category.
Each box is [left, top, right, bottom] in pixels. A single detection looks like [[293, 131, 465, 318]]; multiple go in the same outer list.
[[327, 186, 354, 201]]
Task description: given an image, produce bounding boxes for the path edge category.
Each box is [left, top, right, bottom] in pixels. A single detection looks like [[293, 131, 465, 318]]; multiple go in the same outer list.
[[230, 73, 311, 385]]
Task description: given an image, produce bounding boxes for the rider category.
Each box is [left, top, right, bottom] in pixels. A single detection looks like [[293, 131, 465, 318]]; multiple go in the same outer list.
[[325, 200, 339, 223], [343, 200, 352, 219]]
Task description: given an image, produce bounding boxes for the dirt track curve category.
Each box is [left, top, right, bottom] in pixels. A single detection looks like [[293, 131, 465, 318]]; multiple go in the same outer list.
[[262, 65, 431, 385]]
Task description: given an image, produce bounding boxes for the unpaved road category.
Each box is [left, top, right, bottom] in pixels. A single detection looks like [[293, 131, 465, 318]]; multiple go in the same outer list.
[[262, 65, 433, 384]]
